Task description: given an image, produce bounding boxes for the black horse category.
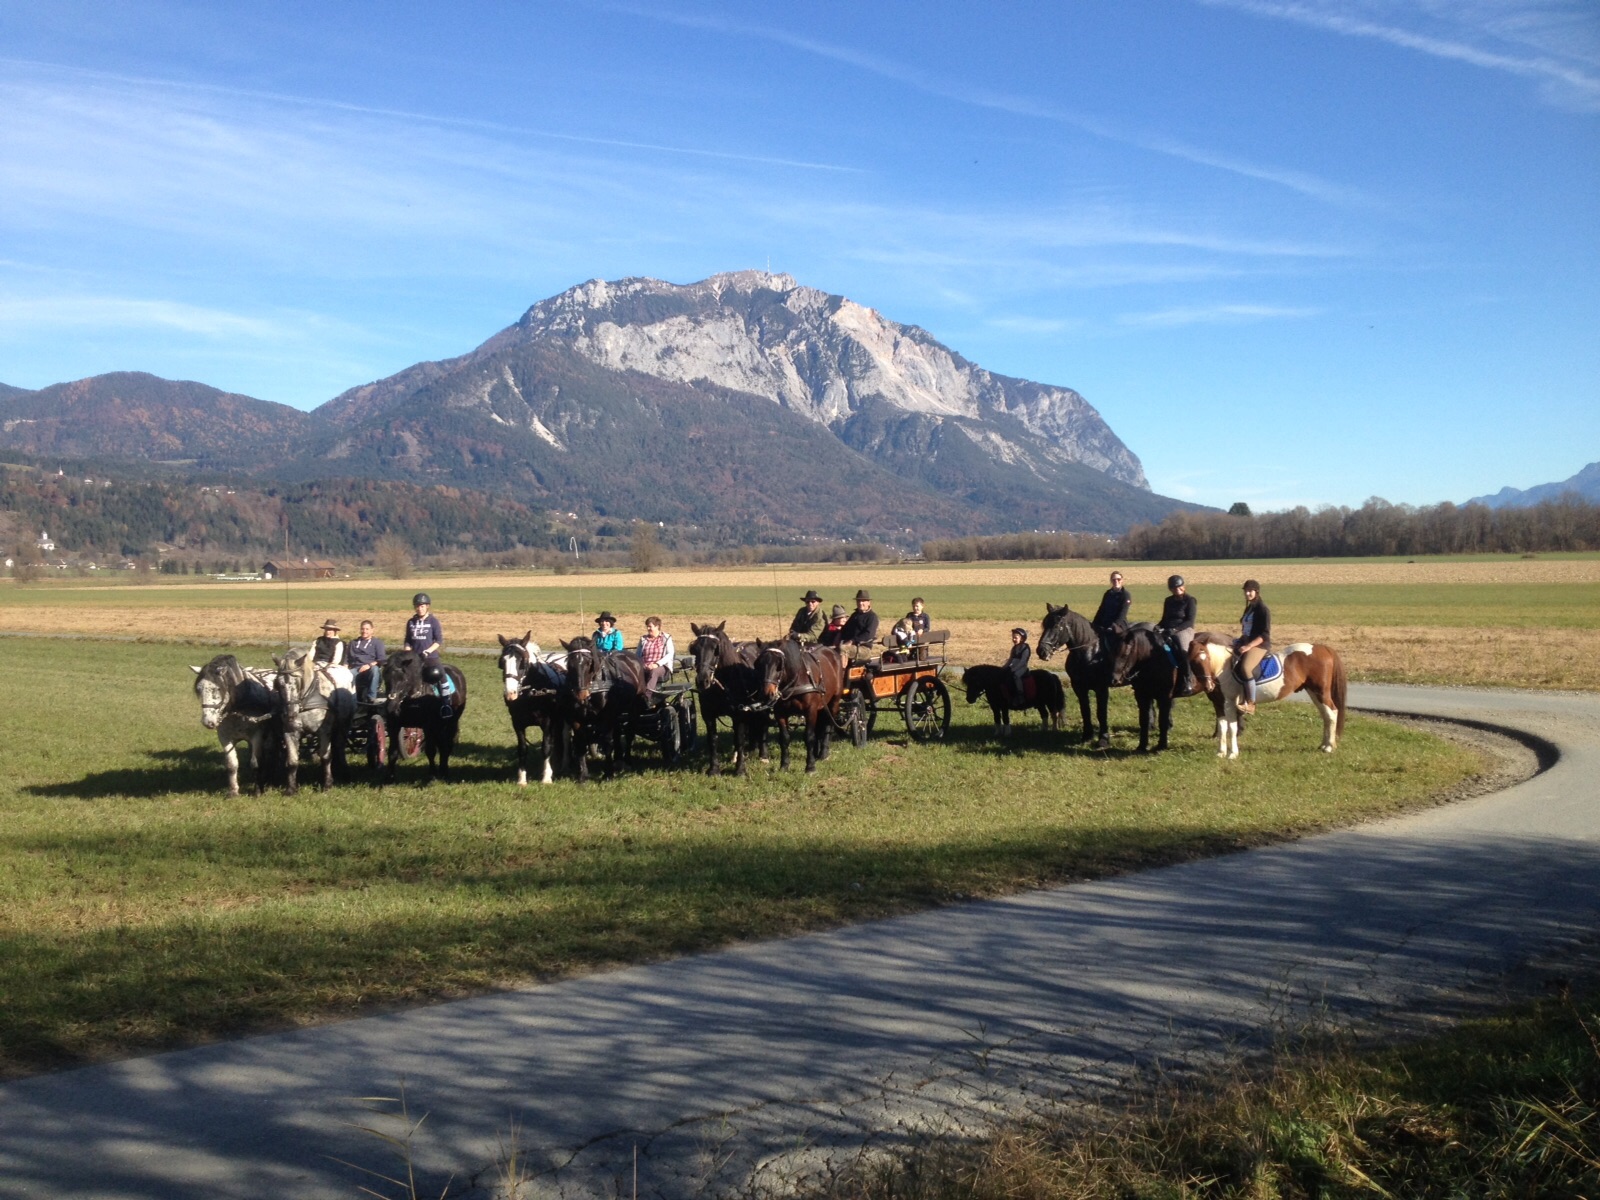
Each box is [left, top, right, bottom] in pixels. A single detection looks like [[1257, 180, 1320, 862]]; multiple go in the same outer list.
[[560, 635, 648, 782], [380, 650, 467, 783], [1035, 603, 1123, 748], [688, 621, 767, 776], [498, 633, 570, 785], [961, 664, 1065, 736], [1112, 628, 1230, 753]]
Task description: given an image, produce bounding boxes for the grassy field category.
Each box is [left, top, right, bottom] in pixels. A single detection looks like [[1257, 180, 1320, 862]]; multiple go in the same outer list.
[[815, 984, 1600, 1199], [6, 553, 1598, 687], [0, 636, 1481, 1078]]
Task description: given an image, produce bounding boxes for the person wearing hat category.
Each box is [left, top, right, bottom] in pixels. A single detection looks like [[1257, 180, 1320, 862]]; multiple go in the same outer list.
[[404, 593, 443, 664], [1007, 626, 1032, 705], [820, 603, 848, 648], [593, 611, 624, 653], [348, 619, 387, 702], [312, 619, 347, 668], [1234, 580, 1272, 713], [839, 589, 880, 652], [1156, 575, 1198, 694], [788, 589, 826, 645]]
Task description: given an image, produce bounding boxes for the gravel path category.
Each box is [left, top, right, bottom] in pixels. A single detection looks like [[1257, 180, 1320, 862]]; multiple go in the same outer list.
[[1, 684, 1596, 1200]]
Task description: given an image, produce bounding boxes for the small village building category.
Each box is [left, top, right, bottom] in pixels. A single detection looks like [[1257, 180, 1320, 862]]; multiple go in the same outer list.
[[261, 558, 337, 580]]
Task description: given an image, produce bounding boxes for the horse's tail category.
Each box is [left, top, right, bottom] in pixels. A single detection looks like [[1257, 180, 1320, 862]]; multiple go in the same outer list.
[[1329, 647, 1347, 735]]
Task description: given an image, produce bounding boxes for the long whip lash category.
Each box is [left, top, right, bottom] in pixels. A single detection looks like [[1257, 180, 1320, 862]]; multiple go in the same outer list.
[[570, 536, 584, 626], [771, 562, 782, 637], [283, 520, 291, 654]]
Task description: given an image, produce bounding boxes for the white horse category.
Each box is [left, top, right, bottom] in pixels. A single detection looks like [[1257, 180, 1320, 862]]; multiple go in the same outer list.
[[1191, 636, 1348, 759], [275, 648, 357, 792], [190, 655, 281, 795]]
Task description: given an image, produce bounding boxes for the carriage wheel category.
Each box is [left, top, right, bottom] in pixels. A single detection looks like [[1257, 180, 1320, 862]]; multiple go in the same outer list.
[[904, 678, 951, 742], [401, 727, 425, 759], [676, 694, 699, 754], [660, 704, 682, 763], [367, 716, 387, 768], [848, 694, 870, 748]]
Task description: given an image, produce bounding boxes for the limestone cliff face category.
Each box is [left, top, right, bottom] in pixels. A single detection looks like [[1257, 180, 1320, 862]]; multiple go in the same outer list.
[[478, 271, 1148, 489]]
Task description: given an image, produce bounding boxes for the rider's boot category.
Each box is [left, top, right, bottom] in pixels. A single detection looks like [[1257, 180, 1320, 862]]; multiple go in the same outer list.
[[1239, 678, 1257, 714]]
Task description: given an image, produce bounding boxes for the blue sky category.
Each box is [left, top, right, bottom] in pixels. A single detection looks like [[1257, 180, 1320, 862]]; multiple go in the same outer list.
[[1, 0, 1595, 510]]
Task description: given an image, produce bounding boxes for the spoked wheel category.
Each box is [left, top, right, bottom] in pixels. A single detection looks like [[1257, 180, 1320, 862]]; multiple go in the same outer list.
[[848, 693, 870, 748], [904, 677, 951, 742], [676, 694, 699, 754], [401, 727, 425, 759], [367, 716, 387, 768], [659, 704, 682, 764]]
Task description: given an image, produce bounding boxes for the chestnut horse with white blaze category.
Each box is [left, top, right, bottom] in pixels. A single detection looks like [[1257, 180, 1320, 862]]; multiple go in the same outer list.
[[1190, 634, 1347, 758]]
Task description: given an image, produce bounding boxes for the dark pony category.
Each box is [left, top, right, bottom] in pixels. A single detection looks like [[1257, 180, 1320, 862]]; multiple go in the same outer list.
[[688, 621, 766, 776], [1108, 625, 1221, 753], [560, 635, 648, 782], [755, 639, 846, 773], [380, 650, 468, 783], [961, 664, 1065, 735], [1035, 603, 1123, 748], [498, 633, 569, 785], [190, 654, 283, 795]]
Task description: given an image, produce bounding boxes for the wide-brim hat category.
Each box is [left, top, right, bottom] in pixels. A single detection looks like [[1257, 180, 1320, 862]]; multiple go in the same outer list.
[[831, 604, 847, 618], [855, 589, 872, 602], [595, 611, 618, 625], [801, 589, 823, 602], [321, 619, 341, 631]]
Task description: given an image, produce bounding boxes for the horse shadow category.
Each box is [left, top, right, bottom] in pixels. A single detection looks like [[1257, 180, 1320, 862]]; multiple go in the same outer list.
[[25, 747, 226, 799]]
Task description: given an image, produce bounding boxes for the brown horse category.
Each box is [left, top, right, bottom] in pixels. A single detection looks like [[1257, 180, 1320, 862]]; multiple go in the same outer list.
[[755, 639, 846, 773], [1190, 634, 1347, 758]]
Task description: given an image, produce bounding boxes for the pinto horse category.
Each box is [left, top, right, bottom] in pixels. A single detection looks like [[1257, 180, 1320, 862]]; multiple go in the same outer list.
[[498, 632, 569, 785], [1190, 634, 1348, 758], [380, 651, 468, 782], [688, 622, 767, 776], [190, 654, 283, 795], [561, 635, 648, 782], [1109, 626, 1225, 753], [961, 664, 1065, 735], [1035, 603, 1123, 747], [755, 639, 846, 772]]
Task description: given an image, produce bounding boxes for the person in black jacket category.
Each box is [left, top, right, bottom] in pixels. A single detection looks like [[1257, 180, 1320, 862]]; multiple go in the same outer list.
[[1007, 627, 1031, 703], [1156, 575, 1197, 693], [1234, 579, 1272, 713], [839, 590, 880, 653], [1091, 571, 1132, 635]]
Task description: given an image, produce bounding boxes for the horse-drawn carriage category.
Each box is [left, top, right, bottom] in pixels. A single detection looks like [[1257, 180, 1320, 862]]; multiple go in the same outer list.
[[837, 630, 953, 746], [622, 654, 700, 764]]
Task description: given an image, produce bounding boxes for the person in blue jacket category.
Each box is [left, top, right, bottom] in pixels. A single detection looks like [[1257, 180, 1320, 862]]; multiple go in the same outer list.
[[593, 611, 625, 653]]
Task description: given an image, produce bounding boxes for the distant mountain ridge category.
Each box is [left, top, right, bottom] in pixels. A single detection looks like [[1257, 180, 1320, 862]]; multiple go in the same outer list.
[[1469, 462, 1600, 508], [0, 272, 1206, 540]]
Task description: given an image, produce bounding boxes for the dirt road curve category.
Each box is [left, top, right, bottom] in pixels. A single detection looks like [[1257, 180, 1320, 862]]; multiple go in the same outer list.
[[1, 685, 1596, 1200]]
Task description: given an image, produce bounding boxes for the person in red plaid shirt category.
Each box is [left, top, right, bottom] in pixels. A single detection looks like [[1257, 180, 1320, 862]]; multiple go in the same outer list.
[[635, 615, 676, 695]]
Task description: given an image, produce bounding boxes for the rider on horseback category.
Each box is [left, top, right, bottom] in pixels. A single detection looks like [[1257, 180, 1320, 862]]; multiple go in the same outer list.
[[1234, 580, 1272, 714], [1007, 627, 1031, 704], [1092, 571, 1132, 652], [1156, 575, 1197, 694], [405, 594, 443, 664]]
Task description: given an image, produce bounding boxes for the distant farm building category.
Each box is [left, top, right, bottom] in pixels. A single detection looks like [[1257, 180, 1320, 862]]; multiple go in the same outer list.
[[262, 559, 337, 580]]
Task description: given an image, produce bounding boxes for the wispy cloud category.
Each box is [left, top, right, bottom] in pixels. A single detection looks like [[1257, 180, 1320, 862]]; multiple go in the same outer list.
[[0, 294, 284, 338], [620, 6, 1374, 206], [1198, 0, 1600, 110], [1118, 302, 1322, 327]]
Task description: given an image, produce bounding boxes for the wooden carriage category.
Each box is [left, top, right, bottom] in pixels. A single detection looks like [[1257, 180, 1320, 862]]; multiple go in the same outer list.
[[837, 629, 953, 745]]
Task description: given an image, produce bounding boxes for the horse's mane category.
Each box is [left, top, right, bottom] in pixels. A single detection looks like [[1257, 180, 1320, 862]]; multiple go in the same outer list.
[[781, 637, 806, 677], [198, 653, 245, 692], [1049, 607, 1097, 648]]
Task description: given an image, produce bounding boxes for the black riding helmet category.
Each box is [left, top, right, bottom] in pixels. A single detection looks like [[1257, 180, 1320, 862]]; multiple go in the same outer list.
[[1168, 574, 1185, 589], [421, 663, 445, 684], [412, 592, 431, 607]]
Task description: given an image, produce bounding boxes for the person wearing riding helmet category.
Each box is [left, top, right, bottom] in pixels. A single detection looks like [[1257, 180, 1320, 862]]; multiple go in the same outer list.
[[1234, 580, 1272, 713], [1156, 575, 1198, 693], [1007, 627, 1031, 703], [1091, 571, 1132, 636], [405, 593, 443, 664], [593, 611, 624, 653]]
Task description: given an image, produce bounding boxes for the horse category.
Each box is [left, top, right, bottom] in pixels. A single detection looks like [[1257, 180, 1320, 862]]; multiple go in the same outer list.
[[274, 647, 356, 792], [1190, 634, 1348, 758], [1035, 603, 1123, 748], [961, 664, 1065, 736], [380, 650, 468, 782], [498, 632, 570, 785], [688, 621, 768, 776], [755, 639, 846, 772], [560, 635, 648, 782], [1108, 626, 1225, 753], [190, 654, 283, 795]]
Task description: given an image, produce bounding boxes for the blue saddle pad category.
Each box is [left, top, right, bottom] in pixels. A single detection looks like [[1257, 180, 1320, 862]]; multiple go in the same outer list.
[[1255, 654, 1283, 685], [431, 673, 459, 698]]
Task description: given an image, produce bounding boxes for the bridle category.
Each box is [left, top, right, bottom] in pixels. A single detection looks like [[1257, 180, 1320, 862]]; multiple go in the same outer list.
[[501, 641, 532, 699]]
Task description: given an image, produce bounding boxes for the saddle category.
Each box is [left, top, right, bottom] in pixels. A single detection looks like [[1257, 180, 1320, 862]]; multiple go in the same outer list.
[[1019, 674, 1038, 704], [1233, 653, 1283, 685]]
